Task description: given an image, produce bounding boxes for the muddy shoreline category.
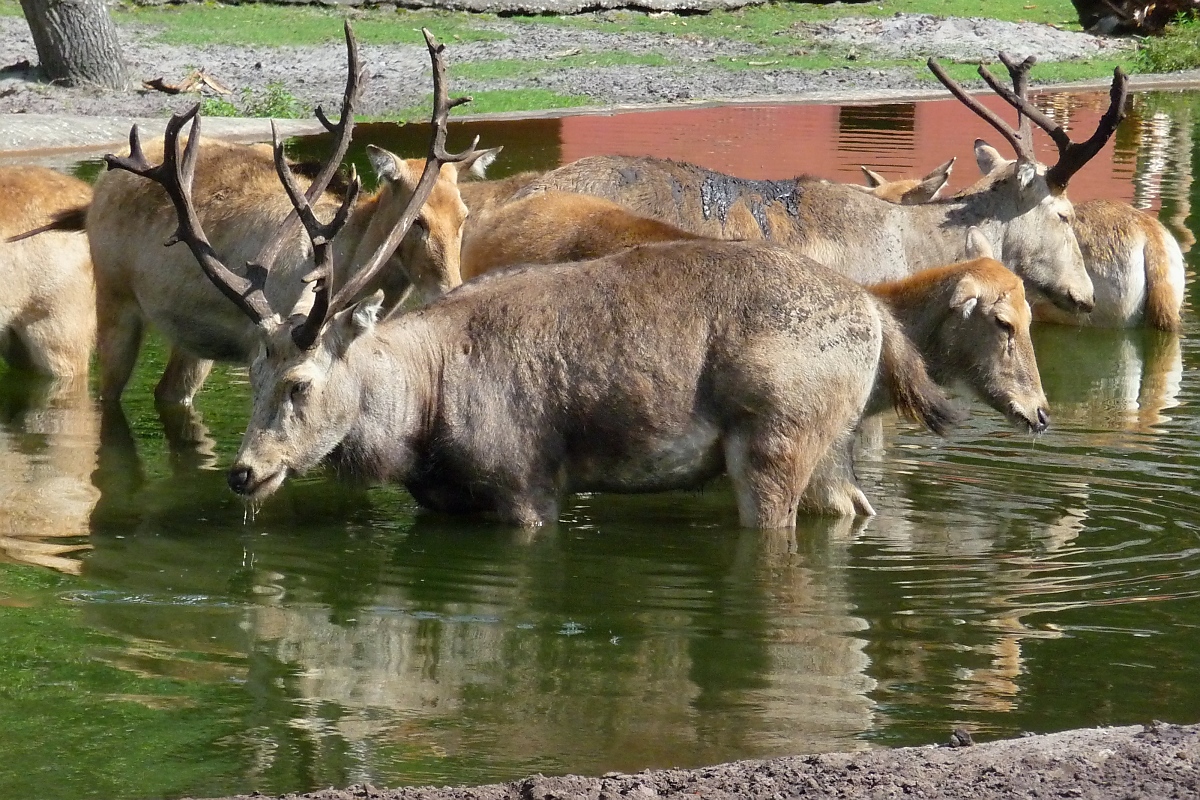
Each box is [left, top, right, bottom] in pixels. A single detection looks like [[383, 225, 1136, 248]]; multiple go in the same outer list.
[[195, 722, 1200, 799]]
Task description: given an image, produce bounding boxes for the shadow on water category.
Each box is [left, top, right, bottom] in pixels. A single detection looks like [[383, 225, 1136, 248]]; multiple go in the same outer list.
[[3, 86, 1200, 799]]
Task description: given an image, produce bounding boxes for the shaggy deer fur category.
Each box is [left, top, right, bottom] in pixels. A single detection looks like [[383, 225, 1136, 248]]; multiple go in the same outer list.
[[233, 240, 958, 526]]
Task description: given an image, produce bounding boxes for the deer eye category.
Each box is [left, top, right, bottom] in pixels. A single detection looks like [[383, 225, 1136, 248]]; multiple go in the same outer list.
[[997, 319, 1015, 338], [289, 381, 311, 402]]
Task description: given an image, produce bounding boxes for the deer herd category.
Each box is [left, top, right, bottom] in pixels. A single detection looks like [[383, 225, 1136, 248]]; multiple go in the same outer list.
[[0, 25, 1186, 529]]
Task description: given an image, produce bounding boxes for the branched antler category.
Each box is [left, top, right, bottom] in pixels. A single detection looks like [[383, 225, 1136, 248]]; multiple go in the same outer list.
[[978, 55, 1129, 191], [254, 20, 364, 273], [323, 27, 479, 320], [930, 54, 1129, 191], [105, 107, 276, 326], [927, 58, 1034, 163], [272, 120, 363, 349]]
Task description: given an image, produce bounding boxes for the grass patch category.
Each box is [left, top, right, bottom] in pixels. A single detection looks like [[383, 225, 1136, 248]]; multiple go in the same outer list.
[[453, 51, 670, 82], [380, 88, 592, 122], [0, 0, 21, 17], [531, 0, 1082, 45], [197, 82, 305, 118], [112, 2, 503, 47], [912, 57, 1133, 85], [1136, 16, 1200, 72]]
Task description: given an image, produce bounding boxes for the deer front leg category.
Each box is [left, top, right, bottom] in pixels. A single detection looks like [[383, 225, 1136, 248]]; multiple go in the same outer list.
[[154, 347, 214, 407]]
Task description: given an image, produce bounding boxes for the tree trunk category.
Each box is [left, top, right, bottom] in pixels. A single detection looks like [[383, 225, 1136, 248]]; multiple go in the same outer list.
[[19, 0, 128, 89]]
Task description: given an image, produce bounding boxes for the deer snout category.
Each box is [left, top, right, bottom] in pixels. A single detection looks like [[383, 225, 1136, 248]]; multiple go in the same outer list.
[[1033, 406, 1050, 434], [1069, 289, 1095, 314], [228, 465, 254, 495]]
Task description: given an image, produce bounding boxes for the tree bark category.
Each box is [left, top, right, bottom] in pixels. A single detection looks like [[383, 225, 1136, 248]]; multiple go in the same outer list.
[[19, 0, 128, 89]]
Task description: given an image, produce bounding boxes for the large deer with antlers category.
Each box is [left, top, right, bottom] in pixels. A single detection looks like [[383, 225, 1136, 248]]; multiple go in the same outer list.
[[84, 24, 488, 410], [107, 32, 962, 528], [973, 54, 1184, 331], [519, 59, 1129, 315]]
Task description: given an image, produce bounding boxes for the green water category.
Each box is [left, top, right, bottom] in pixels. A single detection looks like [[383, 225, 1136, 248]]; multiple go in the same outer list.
[[2, 92, 1200, 800]]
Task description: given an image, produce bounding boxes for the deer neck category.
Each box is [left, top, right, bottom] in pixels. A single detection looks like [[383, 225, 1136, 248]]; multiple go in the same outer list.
[[337, 318, 438, 483], [871, 268, 957, 356], [900, 195, 1006, 270]]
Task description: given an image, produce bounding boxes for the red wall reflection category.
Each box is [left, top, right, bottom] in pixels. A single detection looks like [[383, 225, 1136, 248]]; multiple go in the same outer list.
[[556, 92, 1143, 207]]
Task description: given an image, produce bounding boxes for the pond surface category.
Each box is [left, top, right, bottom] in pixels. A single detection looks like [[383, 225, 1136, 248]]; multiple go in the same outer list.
[[2, 87, 1199, 800]]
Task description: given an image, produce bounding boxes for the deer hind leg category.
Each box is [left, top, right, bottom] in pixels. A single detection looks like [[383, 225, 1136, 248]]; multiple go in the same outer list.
[[96, 296, 144, 407], [724, 421, 837, 530], [9, 315, 93, 381], [154, 348, 213, 407], [800, 429, 876, 517]]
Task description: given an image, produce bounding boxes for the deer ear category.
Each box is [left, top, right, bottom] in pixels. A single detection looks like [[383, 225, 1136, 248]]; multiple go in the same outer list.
[[974, 139, 1008, 176], [458, 146, 503, 179], [328, 290, 385, 354], [861, 166, 886, 187], [965, 226, 994, 259], [366, 145, 419, 186], [951, 275, 981, 319], [1016, 160, 1038, 190]]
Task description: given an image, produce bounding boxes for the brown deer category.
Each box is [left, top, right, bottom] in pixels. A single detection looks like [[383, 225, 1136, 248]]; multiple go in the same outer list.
[[870, 55, 1184, 331], [520, 58, 1130, 316], [106, 35, 960, 528], [462, 190, 1046, 433], [78, 24, 487, 409], [0, 167, 95, 384]]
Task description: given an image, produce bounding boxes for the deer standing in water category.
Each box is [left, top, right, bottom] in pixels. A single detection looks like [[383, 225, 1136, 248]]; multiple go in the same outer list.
[[520, 58, 1129, 316], [108, 32, 962, 528]]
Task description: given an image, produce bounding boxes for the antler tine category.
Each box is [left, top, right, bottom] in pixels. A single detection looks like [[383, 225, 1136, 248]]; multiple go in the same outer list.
[[271, 117, 363, 350], [927, 58, 1032, 162], [998, 52, 1037, 147], [104, 106, 275, 326], [324, 27, 475, 318], [1045, 67, 1129, 190], [976, 64, 1070, 154], [254, 20, 364, 272]]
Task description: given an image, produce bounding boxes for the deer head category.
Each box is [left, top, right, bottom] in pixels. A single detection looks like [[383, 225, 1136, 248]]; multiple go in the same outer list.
[[106, 26, 479, 501], [928, 55, 1129, 313]]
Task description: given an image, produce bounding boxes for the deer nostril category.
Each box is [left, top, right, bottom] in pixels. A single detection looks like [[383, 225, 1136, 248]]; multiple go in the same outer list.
[[1036, 407, 1050, 432], [228, 465, 253, 495]]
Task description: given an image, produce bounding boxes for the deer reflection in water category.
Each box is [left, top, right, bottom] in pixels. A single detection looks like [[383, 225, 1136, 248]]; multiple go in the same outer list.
[[0, 373, 99, 575]]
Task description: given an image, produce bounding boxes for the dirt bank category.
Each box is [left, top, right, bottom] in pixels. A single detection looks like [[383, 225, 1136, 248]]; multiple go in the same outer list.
[[196, 721, 1199, 799], [0, 11, 1149, 120]]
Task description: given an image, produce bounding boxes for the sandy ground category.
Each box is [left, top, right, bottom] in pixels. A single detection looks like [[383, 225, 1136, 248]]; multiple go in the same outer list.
[[0, 12, 1149, 120], [195, 721, 1200, 799]]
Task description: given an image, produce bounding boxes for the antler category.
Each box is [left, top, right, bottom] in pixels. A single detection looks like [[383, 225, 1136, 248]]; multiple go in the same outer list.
[[271, 121, 363, 349], [319, 28, 479, 321], [105, 108, 276, 326], [977, 58, 1129, 191], [927, 57, 1035, 164], [253, 20, 363, 273], [998, 52, 1037, 149]]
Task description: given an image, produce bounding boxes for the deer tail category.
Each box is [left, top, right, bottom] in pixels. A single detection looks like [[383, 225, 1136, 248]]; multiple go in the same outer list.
[[1142, 218, 1185, 332], [5, 204, 89, 243]]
